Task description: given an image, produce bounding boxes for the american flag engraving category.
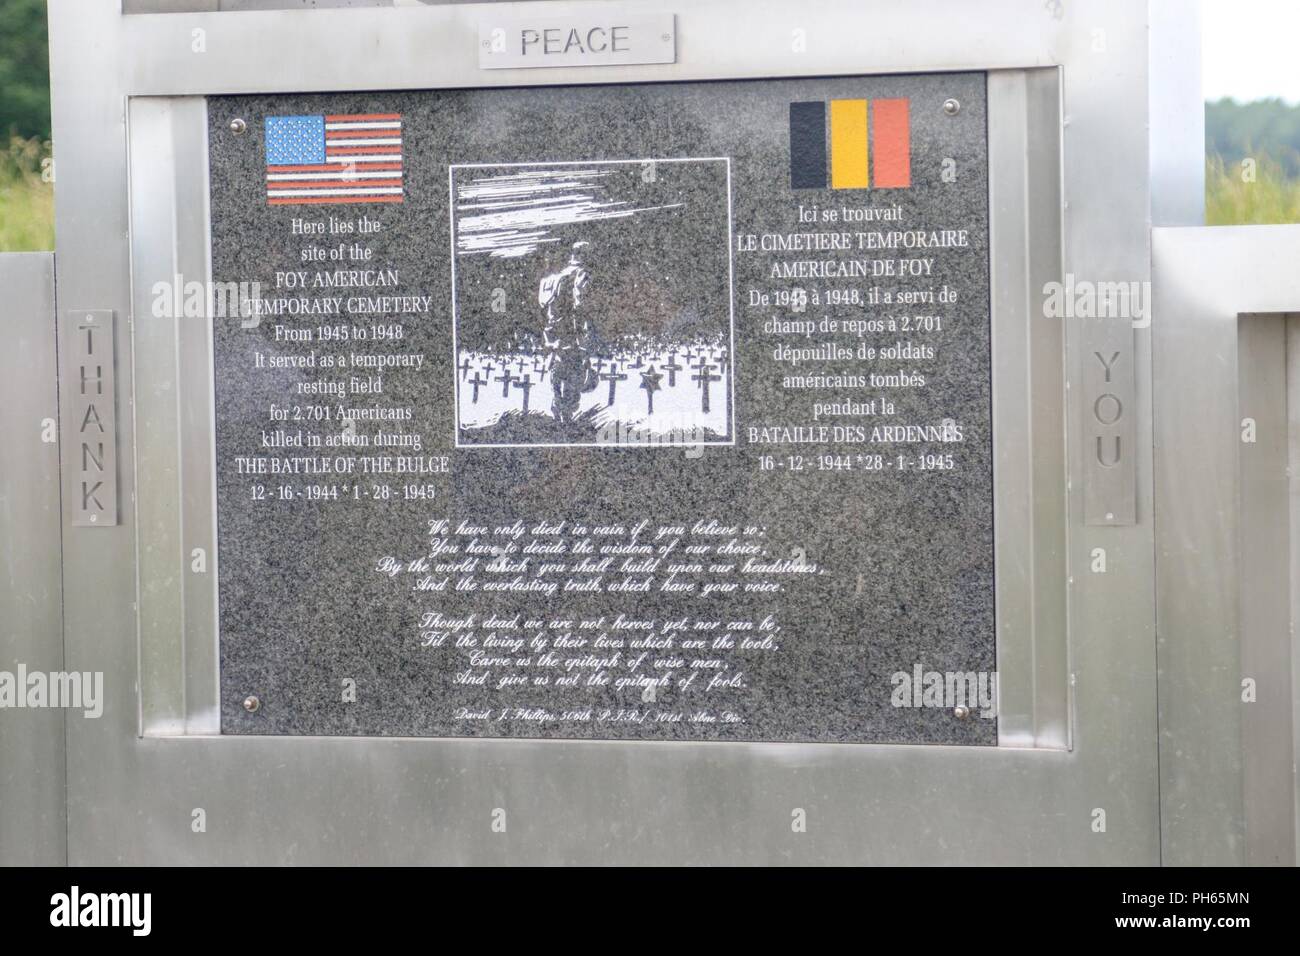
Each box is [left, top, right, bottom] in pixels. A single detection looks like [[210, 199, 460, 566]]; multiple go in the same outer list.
[[264, 113, 403, 206]]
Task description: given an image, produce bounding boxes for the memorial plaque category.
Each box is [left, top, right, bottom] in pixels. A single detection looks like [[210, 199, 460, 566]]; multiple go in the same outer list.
[[208, 73, 995, 744]]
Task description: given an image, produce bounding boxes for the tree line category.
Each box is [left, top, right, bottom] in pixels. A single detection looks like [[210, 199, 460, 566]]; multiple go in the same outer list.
[[1207, 97, 1300, 178], [0, 0, 49, 141]]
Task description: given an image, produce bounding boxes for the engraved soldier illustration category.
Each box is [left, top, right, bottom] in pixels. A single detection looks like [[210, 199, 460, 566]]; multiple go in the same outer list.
[[451, 160, 733, 447], [538, 241, 597, 422]]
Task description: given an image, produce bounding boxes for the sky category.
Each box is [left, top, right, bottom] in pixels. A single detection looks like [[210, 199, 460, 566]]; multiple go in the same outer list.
[[1202, 0, 1300, 104]]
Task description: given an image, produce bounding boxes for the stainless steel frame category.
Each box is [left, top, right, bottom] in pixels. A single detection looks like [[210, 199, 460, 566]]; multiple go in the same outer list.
[[129, 75, 1069, 740], [987, 68, 1068, 749], [128, 97, 221, 736], [48, 0, 1177, 864]]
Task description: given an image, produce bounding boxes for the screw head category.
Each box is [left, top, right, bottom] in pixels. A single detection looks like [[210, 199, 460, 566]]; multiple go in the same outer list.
[[229, 117, 248, 135], [943, 98, 961, 116], [242, 695, 260, 713], [953, 705, 971, 720]]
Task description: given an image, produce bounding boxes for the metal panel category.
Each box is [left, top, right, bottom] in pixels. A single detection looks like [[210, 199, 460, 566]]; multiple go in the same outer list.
[[477, 13, 676, 69], [1236, 313, 1296, 865], [68, 310, 119, 527], [1289, 313, 1300, 855], [0, 253, 66, 867], [1081, 321, 1137, 526], [123, 1, 647, 12], [124, 1, 375, 12], [1152, 225, 1300, 865], [53, 0, 1165, 865]]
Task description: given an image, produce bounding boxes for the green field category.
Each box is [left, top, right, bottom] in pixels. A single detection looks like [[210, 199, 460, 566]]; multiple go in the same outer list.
[[0, 136, 53, 251], [1205, 154, 1300, 225], [1, 137, 1298, 252]]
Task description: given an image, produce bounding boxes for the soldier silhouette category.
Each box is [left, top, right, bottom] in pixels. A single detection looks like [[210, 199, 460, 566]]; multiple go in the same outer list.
[[539, 241, 598, 422]]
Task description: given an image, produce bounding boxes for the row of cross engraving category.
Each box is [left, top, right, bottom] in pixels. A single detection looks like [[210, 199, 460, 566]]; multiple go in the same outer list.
[[459, 347, 727, 413]]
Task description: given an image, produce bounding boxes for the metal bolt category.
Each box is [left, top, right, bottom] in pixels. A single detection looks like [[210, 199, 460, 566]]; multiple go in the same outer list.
[[953, 705, 971, 720], [230, 117, 247, 135], [943, 98, 961, 116], [661, 32, 672, 41], [242, 695, 260, 713]]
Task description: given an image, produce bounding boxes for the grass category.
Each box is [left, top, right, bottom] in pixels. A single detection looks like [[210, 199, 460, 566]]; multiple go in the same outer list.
[[0, 136, 54, 251], [1205, 154, 1300, 225], [2, 137, 1298, 251]]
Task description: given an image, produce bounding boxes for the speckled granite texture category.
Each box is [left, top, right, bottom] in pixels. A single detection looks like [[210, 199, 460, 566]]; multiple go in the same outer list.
[[209, 73, 995, 744]]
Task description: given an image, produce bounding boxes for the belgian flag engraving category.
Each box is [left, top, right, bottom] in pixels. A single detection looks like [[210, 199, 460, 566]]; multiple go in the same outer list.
[[872, 98, 911, 188], [788, 101, 828, 189], [789, 97, 911, 190], [829, 99, 869, 189]]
